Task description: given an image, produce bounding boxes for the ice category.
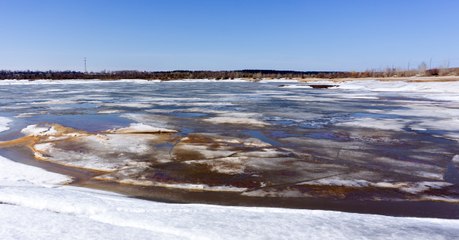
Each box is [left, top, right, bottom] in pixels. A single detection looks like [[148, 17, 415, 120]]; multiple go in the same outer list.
[[32, 134, 164, 171], [21, 124, 59, 136], [0, 116, 12, 133], [204, 112, 269, 127], [120, 113, 175, 130], [300, 177, 453, 195], [279, 84, 312, 89], [103, 102, 153, 108], [109, 123, 177, 134], [31, 99, 78, 105], [259, 79, 299, 83], [410, 119, 459, 140], [163, 78, 248, 83], [337, 80, 459, 102], [97, 109, 124, 114], [337, 118, 407, 131]]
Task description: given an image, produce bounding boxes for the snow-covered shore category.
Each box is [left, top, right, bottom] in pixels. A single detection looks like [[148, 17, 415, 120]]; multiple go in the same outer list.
[[1, 155, 459, 239]]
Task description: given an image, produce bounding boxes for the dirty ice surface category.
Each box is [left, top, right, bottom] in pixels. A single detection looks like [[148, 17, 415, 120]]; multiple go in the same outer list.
[[1, 79, 459, 215], [1, 155, 459, 240]]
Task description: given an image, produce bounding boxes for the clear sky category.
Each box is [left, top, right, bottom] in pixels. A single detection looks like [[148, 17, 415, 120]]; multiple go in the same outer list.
[[0, 0, 458, 72]]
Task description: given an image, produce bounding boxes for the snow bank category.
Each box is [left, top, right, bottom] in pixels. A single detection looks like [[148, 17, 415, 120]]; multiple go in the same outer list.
[[1, 183, 459, 240], [0, 117, 12, 133], [0, 155, 459, 239], [0, 155, 71, 186]]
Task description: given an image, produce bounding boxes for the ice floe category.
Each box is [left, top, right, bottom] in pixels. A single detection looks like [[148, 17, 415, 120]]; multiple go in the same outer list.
[[337, 118, 407, 131], [204, 112, 269, 127], [0, 117, 12, 133], [21, 124, 59, 136], [109, 123, 177, 134]]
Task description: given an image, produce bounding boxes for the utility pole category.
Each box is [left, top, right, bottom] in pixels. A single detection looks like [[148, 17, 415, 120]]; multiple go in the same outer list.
[[84, 57, 87, 73]]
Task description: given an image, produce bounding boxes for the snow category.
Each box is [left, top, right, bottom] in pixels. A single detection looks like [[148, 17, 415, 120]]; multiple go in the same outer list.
[[0, 117, 12, 132], [337, 80, 459, 102], [278, 84, 312, 89], [0, 155, 71, 186], [21, 124, 59, 136], [1, 174, 459, 239]]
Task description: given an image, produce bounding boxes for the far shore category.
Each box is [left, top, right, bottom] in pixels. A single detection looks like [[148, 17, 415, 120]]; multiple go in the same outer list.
[[295, 75, 459, 83], [1, 75, 459, 83]]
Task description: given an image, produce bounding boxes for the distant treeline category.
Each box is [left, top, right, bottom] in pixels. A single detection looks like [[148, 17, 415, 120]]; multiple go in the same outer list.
[[0, 68, 458, 80]]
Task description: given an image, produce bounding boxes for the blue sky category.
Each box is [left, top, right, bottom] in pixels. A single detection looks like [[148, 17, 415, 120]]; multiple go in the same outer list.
[[0, 0, 458, 71]]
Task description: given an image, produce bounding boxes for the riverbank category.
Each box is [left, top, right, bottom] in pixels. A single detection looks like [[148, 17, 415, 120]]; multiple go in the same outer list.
[[1, 155, 459, 240]]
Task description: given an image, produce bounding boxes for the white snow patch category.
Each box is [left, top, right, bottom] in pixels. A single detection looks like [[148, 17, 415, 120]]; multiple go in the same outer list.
[[21, 124, 58, 136], [0, 155, 71, 186], [0, 117, 12, 132], [97, 109, 123, 114], [337, 80, 459, 102], [279, 84, 312, 89]]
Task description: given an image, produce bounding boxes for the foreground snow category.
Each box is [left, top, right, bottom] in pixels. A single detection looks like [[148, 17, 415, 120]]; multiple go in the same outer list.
[[0, 156, 458, 239]]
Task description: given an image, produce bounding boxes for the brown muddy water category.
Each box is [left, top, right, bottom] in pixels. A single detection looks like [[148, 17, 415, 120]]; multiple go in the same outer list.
[[0, 81, 458, 219]]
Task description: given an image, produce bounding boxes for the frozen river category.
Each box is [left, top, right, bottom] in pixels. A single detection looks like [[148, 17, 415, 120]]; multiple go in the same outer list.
[[1, 79, 458, 218]]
